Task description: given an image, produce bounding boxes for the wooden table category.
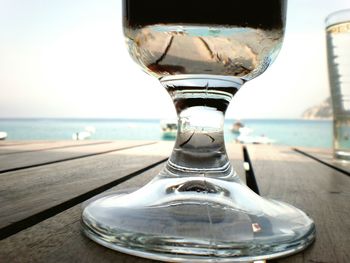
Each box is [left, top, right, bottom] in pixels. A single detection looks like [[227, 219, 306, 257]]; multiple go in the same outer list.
[[0, 141, 349, 263]]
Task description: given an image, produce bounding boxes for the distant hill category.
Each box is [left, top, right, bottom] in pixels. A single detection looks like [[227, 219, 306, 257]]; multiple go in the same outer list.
[[302, 97, 333, 120]]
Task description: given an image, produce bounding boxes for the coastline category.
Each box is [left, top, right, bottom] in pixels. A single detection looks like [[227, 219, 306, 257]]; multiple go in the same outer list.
[[0, 118, 332, 149]]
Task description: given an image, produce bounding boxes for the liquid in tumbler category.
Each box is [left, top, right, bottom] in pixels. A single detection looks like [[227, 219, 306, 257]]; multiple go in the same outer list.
[[327, 21, 350, 160], [123, 0, 285, 80]]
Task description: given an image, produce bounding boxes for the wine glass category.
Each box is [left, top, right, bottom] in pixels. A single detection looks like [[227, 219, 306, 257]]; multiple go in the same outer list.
[[82, 0, 315, 262]]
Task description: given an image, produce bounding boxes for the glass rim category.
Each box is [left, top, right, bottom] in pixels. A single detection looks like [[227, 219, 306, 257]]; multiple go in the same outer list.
[[326, 8, 350, 27]]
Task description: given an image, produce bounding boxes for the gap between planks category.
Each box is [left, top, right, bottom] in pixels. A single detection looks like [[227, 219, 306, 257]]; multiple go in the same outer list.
[[0, 142, 246, 242], [0, 164, 166, 263], [0, 141, 114, 156], [294, 148, 350, 177], [0, 141, 173, 239], [0, 143, 248, 263], [3, 145, 348, 262], [247, 144, 350, 263], [0, 157, 167, 240], [0, 142, 173, 234], [0, 141, 156, 174]]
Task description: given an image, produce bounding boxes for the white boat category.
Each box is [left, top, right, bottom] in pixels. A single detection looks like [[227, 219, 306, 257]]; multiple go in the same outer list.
[[235, 127, 274, 144], [160, 119, 177, 139], [236, 134, 275, 145], [0, 131, 7, 140]]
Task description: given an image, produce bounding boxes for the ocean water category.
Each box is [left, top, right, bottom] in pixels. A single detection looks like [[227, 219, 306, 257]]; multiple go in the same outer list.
[[0, 118, 332, 148]]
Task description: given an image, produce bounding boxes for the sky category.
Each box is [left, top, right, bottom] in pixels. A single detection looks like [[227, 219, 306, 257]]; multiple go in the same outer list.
[[0, 0, 349, 119]]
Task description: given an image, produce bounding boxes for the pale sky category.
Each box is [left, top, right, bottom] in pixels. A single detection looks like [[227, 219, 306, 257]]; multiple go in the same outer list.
[[0, 0, 349, 119]]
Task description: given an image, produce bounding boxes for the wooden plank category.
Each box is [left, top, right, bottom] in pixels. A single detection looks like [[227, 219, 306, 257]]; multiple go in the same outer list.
[[0, 141, 50, 147], [295, 146, 350, 176], [0, 163, 164, 263], [0, 140, 64, 147], [0, 140, 113, 155], [0, 142, 172, 238], [0, 140, 154, 173], [0, 142, 246, 263], [246, 144, 350, 263]]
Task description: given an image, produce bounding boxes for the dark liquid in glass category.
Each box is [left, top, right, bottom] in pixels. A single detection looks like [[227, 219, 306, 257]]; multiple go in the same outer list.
[[123, 0, 286, 79], [123, 0, 286, 29]]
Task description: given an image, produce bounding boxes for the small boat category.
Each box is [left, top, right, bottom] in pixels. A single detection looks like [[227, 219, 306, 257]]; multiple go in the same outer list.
[[0, 131, 7, 140], [160, 119, 177, 139], [235, 126, 274, 144], [236, 134, 275, 145]]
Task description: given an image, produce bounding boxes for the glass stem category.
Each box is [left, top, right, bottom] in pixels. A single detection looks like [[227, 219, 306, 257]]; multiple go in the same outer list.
[[160, 75, 243, 179]]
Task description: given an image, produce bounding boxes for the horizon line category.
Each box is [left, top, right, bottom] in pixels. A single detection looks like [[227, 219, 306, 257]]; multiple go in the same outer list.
[[0, 117, 330, 121]]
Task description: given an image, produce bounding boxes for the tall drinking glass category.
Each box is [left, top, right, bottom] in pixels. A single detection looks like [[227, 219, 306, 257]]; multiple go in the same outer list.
[[82, 1, 315, 261], [326, 9, 350, 161]]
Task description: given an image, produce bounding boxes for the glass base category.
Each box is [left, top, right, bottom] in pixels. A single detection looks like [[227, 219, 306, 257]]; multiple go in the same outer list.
[[82, 175, 315, 262]]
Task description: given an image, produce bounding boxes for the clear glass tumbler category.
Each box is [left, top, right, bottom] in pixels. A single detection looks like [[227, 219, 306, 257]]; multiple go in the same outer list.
[[326, 9, 350, 161]]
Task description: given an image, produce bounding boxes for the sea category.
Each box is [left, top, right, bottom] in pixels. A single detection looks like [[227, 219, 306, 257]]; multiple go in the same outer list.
[[0, 118, 332, 148]]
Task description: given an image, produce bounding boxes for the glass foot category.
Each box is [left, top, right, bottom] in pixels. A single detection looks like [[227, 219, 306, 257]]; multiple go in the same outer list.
[[82, 175, 315, 262]]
